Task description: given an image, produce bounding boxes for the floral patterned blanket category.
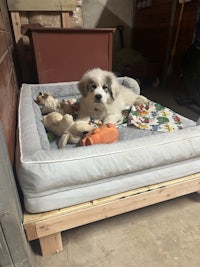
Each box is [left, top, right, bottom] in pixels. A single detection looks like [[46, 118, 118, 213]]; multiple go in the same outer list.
[[128, 101, 182, 132], [63, 98, 183, 133]]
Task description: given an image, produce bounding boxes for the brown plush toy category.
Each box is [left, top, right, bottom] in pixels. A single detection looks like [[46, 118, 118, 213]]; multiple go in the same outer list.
[[35, 92, 74, 115], [42, 112, 96, 148]]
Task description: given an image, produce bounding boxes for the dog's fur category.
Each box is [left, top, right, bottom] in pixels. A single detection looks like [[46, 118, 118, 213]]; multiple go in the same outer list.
[[78, 68, 148, 125]]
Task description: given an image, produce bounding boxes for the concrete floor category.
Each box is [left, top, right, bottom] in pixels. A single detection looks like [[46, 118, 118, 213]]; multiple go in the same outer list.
[[33, 195, 200, 267], [32, 86, 200, 267]]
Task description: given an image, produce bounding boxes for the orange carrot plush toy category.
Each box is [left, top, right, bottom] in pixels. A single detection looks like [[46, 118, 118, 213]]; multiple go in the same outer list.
[[81, 123, 119, 146]]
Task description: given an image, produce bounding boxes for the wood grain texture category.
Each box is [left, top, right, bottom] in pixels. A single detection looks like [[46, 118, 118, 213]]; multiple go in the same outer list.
[[0, 0, 18, 164], [7, 0, 77, 11], [39, 233, 63, 256], [24, 173, 200, 241]]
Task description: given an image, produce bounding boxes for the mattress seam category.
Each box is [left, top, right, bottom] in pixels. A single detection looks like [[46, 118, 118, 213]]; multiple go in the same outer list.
[[20, 134, 200, 164]]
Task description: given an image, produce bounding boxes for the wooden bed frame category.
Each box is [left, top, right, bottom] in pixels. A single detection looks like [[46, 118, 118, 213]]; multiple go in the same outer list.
[[1, 0, 199, 262], [23, 173, 200, 256]]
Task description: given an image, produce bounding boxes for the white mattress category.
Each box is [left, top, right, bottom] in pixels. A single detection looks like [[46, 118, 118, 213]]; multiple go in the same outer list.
[[16, 80, 200, 213]]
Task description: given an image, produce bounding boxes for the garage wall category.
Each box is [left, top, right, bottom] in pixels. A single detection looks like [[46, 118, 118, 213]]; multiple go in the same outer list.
[[82, 0, 134, 57], [0, 0, 18, 164], [134, 0, 199, 76], [83, 0, 198, 79]]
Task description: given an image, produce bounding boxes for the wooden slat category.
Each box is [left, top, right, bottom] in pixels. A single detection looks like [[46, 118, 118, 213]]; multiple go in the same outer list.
[[24, 202, 92, 224], [10, 12, 22, 43], [0, 10, 4, 30], [0, 32, 7, 58], [61, 12, 71, 27], [24, 173, 200, 241], [39, 233, 63, 256], [7, 0, 77, 11]]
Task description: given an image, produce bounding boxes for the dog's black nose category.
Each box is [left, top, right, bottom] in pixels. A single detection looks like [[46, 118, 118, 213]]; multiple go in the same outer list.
[[95, 94, 102, 101]]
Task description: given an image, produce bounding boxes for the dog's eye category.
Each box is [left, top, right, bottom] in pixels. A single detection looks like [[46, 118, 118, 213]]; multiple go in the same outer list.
[[103, 85, 108, 91], [91, 84, 97, 90]]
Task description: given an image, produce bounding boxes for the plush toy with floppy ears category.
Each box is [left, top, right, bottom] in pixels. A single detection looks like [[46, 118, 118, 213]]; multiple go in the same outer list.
[[35, 92, 78, 115], [42, 112, 96, 148]]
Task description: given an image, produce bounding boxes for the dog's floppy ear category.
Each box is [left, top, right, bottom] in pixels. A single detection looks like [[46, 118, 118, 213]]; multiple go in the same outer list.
[[78, 78, 94, 97], [78, 78, 88, 97], [106, 74, 119, 100]]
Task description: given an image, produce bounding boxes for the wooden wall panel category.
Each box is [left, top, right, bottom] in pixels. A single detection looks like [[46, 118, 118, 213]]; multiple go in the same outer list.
[[0, 11, 4, 29], [0, 31, 7, 56], [134, 0, 172, 64], [0, 0, 18, 164], [134, 0, 199, 78], [9, 2, 83, 83], [171, 0, 199, 73], [7, 0, 76, 12]]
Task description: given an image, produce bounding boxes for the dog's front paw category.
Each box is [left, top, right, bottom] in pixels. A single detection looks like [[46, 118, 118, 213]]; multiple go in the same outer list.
[[134, 95, 148, 105]]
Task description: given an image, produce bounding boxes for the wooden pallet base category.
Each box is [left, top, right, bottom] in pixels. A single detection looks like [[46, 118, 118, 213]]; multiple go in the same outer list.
[[23, 173, 200, 256]]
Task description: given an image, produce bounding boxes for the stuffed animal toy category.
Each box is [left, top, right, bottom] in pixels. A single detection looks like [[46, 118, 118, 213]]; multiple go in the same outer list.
[[80, 123, 119, 146], [42, 112, 96, 148], [35, 92, 75, 115]]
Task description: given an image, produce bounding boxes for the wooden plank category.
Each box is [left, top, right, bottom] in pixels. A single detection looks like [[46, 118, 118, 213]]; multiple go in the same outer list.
[[0, 52, 18, 164], [61, 12, 71, 27], [0, 11, 4, 30], [10, 12, 22, 43], [7, 0, 77, 11], [93, 174, 199, 205], [23, 222, 38, 241], [10, 12, 31, 82], [0, 32, 7, 58], [24, 173, 200, 225], [39, 232, 63, 256], [24, 173, 200, 241], [24, 202, 92, 240], [24, 202, 92, 224]]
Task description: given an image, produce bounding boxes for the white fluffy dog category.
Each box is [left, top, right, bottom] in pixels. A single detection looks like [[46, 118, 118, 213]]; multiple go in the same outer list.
[[78, 68, 148, 125]]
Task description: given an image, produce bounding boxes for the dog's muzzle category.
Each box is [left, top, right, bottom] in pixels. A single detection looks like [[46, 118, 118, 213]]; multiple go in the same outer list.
[[95, 94, 102, 102]]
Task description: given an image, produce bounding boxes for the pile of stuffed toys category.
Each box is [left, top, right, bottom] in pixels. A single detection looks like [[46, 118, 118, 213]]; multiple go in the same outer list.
[[35, 92, 119, 148]]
